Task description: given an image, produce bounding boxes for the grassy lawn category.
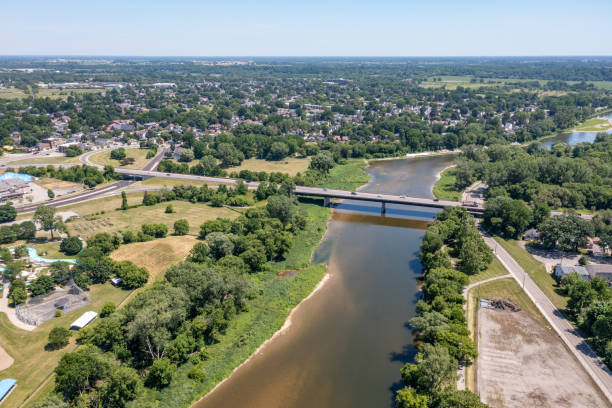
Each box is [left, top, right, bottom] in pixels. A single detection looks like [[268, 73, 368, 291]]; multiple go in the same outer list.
[[432, 166, 461, 201], [133, 202, 330, 407], [494, 237, 568, 310], [7, 155, 82, 166], [572, 117, 612, 132], [27, 240, 77, 260], [0, 87, 27, 99], [321, 159, 371, 190], [34, 177, 82, 191], [468, 256, 508, 284], [67, 197, 240, 237], [35, 88, 105, 99], [0, 282, 131, 408], [110, 235, 197, 283], [89, 148, 153, 170], [227, 157, 311, 176]]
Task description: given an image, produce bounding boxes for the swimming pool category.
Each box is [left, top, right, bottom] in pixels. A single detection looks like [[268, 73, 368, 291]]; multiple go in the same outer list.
[[0, 172, 37, 182]]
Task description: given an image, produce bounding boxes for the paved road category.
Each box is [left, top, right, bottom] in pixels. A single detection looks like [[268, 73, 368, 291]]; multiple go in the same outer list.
[[481, 230, 612, 404], [16, 180, 135, 213]]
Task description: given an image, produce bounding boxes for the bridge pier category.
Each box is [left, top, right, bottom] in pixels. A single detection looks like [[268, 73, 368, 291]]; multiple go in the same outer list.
[[381, 202, 386, 214], [324, 197, 331, 207]]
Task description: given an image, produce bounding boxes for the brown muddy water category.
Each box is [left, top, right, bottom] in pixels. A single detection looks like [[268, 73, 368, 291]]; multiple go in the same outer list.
[[193, 155, 456, 408]]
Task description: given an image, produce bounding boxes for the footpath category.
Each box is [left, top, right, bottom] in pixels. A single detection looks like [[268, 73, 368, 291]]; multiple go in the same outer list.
[[480, 231, 612, 405]]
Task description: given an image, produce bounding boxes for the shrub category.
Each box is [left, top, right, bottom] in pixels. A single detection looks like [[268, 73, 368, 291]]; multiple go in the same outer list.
[[146, 358, 176, 388], [187, 363, 206, 382], [165, 204, 174, 214], [173, 219, 189, 236], [48, 327, 71, 350], [100, 301, 116, 317], [110, 148, 126, 160], [114, 260, 149, 289], [60, 236, 83, 255], [141, 223, 168, 238]]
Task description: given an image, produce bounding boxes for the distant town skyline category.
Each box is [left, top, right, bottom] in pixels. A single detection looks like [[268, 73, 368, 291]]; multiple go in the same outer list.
[[2, 0, 611, 56]]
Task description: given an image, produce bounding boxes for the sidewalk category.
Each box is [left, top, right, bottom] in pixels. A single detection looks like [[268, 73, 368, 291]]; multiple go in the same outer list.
[[481, 231, 612, 405]]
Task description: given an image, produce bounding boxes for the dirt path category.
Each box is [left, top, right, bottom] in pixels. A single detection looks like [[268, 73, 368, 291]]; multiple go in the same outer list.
[[0, 344, 13, 371], [478, 307, 608, 408]]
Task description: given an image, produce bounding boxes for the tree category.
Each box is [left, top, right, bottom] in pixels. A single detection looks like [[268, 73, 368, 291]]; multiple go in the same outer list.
[[483, 196, 531, 238], [47, 189, 55, 199], [47, 327, 71, 350], [396, 388, 428, 408], [141, 223, 168, 238], [531, 202, 550, 228], [189, 242, 210, 263], [54, 345, 110, 401], [267, 142, 289, 160], [309, 151, 335, 173], [457, 236, 492, 275], [437, 390, 488, 408], [146, 358, 176, 388], [206, 232, 234, 259], [0, 203, 17, 223], [101, 365, 141, 407], [30, 275, 55, 296], [216, 143, 244, 167], [165, 204, 174, 213], [410, 311, 449, 343], [49, 262, 72, 282], [87, 233, 121, 254], [34, 205, 63, 240], [60, 236, 82, 255], [110, 148, 126, 160], [114, 261, 149, 289], [121, 191, 128, 210], [173, 219, 189, 236], [32, 395, 69, 408], [100, 301, 116, 317], [178, 148, 194, 162], [9, 280, 27, 305], [266, 195, 295, 225], [538, 214, 594, 251], [400, 344, 458, 393]]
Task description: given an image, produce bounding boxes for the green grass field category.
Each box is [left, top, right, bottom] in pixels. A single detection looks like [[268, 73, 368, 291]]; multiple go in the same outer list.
[[572, 117, 612, 132], [432, 166, 461, 202], [468, 256, 508, 284], [67, 196, 240, 237], [88, 148, 153, 170], [321, 159, 371, 190], [494, 237, 568, 310], [227, 157, 311, 176], [7, 155, 82, 166], [0, 87, 27, 99]]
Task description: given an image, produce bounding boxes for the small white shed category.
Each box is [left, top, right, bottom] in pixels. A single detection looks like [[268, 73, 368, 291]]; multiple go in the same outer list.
[[70, 311, 98, 330]]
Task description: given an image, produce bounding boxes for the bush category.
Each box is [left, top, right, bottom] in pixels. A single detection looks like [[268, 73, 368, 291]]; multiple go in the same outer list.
[[165, 204, 174, 214], [48, 327, 71, 350], [187, 363, 206, 382], [579, 255, 589, 266], [110, 148, 126, 160], [60, 236, 83, 255], [114, 260, 149, 288], [146, 358, 176, 388], [30, 275, 55, 296], [55, 310, 62, 317], [141, 223, 168, 238], [100, 301, 116, 317], [173, 219, 189, 236]]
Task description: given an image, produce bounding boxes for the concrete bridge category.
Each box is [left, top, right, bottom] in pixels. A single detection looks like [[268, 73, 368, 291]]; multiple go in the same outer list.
[[294, 186, 484, 215]]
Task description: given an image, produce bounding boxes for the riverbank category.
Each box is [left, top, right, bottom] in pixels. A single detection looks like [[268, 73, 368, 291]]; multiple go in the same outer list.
[[431, 165, 461, 201]]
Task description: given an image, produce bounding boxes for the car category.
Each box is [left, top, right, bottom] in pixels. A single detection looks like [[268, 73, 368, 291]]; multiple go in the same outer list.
[[377, 194, 382, 198], [351, 191, 357, 195], [433, 198, 439, 202], [166, 173, 171, 176], [399, 195, 405, 198], [323, 188, 328, 191]]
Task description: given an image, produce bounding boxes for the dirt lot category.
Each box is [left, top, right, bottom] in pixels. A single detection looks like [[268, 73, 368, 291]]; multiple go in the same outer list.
[[477, 307, 607, 408]]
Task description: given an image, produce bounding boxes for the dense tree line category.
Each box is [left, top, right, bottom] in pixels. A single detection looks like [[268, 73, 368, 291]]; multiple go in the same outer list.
[[15, 165, 119, 188], [396, 207, 490, 408]]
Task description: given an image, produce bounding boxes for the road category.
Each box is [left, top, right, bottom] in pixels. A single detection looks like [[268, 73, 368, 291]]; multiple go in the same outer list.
[[481, 230, 612, 404]]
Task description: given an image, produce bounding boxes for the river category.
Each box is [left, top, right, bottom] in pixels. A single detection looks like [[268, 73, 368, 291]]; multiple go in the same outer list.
[[541, 111, 612, 149], [194, 154, 455, 408]]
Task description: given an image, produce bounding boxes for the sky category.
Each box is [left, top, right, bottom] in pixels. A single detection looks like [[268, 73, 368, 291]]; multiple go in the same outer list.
[[2, 0, 611, 56]]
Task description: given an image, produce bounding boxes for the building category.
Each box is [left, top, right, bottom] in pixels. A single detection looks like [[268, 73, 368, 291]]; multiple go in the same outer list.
[[586, 264, 612, 283], [553, 265, 589, 281], [70, 311, 98, 330], [0, 379, 16, 403], [0, 179, 29, 201]]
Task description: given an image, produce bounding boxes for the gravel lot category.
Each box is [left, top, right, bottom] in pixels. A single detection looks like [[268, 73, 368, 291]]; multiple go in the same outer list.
[[477, 307, 608, 408]]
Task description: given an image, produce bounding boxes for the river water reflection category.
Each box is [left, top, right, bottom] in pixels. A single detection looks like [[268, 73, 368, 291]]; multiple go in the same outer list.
[[194, 154, 455, 408], [541, 111, 612, 149]]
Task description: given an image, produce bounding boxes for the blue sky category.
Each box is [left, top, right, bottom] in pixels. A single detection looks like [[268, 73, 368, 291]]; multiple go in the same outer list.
[[2, 0, 611, 56]]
